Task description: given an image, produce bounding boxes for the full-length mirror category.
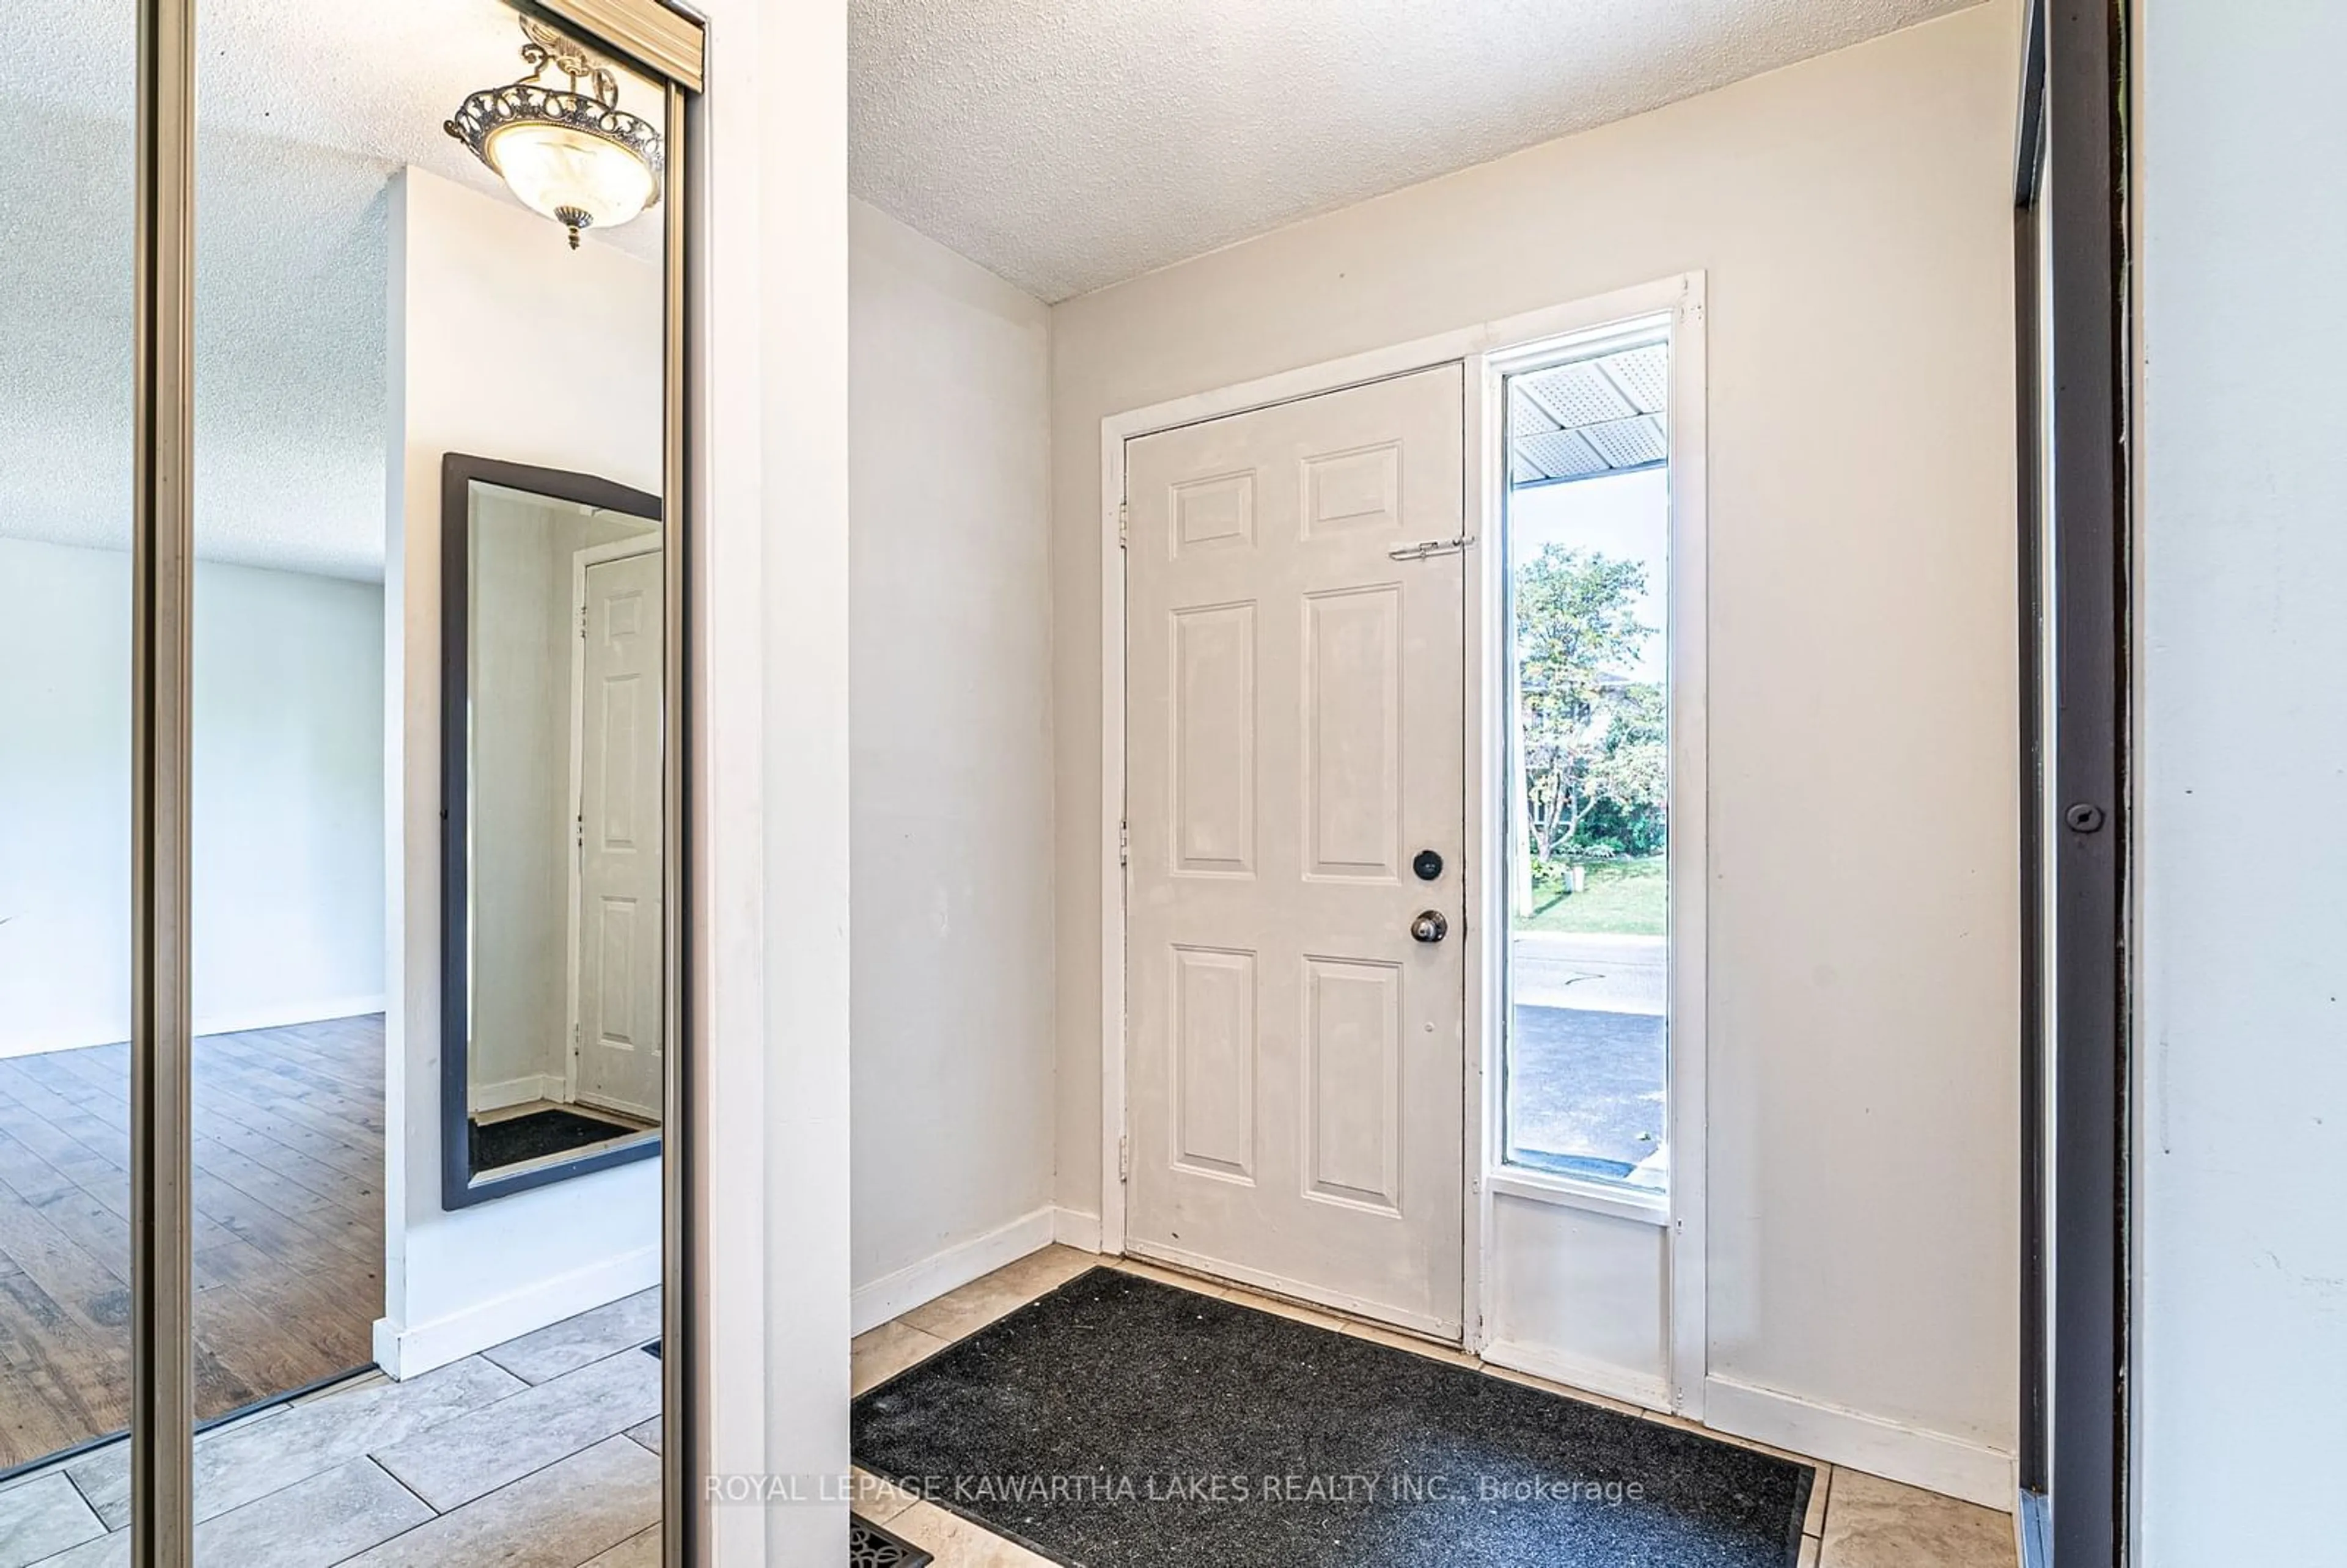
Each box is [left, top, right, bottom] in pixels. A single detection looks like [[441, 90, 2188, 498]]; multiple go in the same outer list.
[[443, 457, 666, 1204]]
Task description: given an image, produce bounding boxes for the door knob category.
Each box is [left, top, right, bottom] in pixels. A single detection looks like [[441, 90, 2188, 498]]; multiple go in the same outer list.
[[1410, 909, 1449, 944]]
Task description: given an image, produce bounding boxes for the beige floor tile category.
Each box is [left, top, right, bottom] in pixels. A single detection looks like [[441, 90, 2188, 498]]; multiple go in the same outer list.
[[884, 1500, 1056, 1567], [900, 1247, 1097, 1344], [1820, 1468, 2016, 1568], [580, 1528, 662, 1568], [851, 1467, 922, 1526], [1801, 1533, 1822, 1567], [852, 1321, 950, 1398], [1806, 1465, 1832, 1539]]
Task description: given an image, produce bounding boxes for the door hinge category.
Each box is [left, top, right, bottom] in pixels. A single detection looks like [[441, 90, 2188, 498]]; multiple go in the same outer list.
[[1117, 501, 1130, 548], [579, 603, 589, 636], [1118, 1132, 1131, 1182], [1387, 535, 1475, 562], [1118, 818, 1130, 866], [575, 813, 584, 849]]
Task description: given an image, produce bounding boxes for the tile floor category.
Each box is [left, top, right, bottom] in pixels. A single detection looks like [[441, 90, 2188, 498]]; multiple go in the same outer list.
[[851, 1248, 2020, 1568], [0, 1247, 2016, 1568], [0, 1288, 661, 1568]]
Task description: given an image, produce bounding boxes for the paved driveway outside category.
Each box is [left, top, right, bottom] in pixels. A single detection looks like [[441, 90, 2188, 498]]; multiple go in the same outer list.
[[1507, 932, 1667, 1180]]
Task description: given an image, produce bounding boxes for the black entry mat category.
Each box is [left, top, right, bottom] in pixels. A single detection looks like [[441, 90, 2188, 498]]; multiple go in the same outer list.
[[469, 1107, 636, 1170], [850, 1514, 933, 1567], [853, 1269, 1812, 1568]]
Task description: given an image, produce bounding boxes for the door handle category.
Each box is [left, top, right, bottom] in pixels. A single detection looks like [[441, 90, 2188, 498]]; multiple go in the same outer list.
[[1387, 536, 1474, 561], [1410, 910, 1449, 944]]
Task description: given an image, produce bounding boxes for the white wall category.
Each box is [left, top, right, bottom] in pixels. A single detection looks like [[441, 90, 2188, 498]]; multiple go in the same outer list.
[[0, 537, 384, 1057], [847, 200, 1058, 1328], [466, 488, 571, 1105], [1049, 2, 2021, 1500], [380, 166, 663, 1376], [2136, 2, 2347, 1560]]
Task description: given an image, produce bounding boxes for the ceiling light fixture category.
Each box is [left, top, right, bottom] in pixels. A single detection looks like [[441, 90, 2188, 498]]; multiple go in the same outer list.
[[446, 16, 663, 250]]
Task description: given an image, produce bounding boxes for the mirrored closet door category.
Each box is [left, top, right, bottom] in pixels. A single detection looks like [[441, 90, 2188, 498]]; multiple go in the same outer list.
[[0, 0, 139, 1512], [0, 0, 695, 1561]]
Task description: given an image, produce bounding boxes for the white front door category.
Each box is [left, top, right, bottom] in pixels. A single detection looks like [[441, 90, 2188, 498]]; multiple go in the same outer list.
[[573, 546, 664, 1120], [1123, 364, 1467, 1338]]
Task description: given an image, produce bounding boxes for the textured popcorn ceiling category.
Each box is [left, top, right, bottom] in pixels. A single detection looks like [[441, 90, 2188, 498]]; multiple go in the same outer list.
[[5, 0, 1977, 579], [0, 0, 663, 582], [850, 0, 1979, 302]]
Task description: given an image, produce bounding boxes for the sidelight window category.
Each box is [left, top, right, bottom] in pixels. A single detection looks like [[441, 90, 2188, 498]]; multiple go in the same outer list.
[[1499, 324, 1675, 1193]]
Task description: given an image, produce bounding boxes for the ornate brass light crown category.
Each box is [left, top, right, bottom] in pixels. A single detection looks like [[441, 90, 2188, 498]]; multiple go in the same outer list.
[[446, 16, 664, 250]]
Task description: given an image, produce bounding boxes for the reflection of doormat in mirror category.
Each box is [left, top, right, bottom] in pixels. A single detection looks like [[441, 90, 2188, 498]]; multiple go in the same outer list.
[[468, 1107, 641, 1170], [854, 1269, 1813, 1568], [849, 1515, 932, 1567]]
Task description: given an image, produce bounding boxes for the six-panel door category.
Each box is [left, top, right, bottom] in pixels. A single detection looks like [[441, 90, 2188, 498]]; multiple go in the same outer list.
[[1124, 365, 1467, 1337]]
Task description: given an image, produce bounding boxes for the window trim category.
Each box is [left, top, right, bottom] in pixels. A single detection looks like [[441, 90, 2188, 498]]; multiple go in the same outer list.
[[1466, 278, 1708, 1413], [1486, 1167, 1670, 1226]]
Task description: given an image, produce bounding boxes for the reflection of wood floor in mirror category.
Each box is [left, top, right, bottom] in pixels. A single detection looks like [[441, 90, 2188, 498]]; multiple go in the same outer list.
[[0, 1016, 384, 1474]]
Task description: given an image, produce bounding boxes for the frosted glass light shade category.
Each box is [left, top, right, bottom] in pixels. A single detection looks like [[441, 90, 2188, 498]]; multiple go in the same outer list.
[[485, 121, 658, 244]]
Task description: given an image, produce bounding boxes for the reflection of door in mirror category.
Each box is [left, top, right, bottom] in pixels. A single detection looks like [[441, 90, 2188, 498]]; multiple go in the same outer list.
[[571, 540, 664, 1121], [459, 470, 663, 1188]]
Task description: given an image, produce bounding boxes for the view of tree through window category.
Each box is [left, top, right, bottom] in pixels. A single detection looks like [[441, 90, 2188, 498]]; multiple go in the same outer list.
[[1503, 335, 1672, 1189]]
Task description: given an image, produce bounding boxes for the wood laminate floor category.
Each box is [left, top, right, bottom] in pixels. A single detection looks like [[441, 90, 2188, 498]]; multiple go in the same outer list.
[[0, 1016, 384, 1473]]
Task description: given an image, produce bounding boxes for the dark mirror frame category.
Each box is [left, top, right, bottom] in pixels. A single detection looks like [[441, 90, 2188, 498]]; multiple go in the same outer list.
[[440, 451, 666, 1209]]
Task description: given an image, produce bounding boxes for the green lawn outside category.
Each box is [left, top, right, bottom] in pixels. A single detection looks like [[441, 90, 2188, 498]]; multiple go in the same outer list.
[[1515, 855, 1667, 936]]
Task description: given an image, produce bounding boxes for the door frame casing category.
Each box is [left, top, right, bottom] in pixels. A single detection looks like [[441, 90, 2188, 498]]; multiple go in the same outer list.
[[1097, 274, 1708, 1404]]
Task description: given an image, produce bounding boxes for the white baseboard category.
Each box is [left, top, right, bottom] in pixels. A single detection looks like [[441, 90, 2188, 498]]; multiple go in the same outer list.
[[1051, 1207, 1103, 1253], [850, 1206, 1058, 1337], [1480, 1339, 1673, 1413], [0, 995, 387, 1060], [471, 1074, 560, 1114], [1703, 1373, 2016, 1512], [374, 1243, 659, 1379]]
